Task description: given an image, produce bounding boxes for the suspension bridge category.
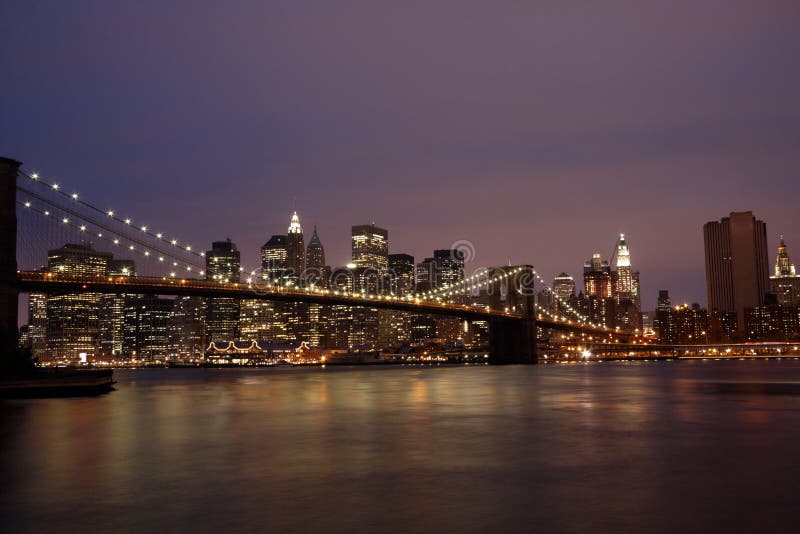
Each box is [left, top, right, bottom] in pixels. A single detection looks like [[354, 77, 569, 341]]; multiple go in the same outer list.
[[0, 156, 633, 364]]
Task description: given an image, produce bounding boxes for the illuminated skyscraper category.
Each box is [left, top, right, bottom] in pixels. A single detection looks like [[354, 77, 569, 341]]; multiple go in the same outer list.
[[240, 298, 290, 343], [769, 235, 800, 306], [553, 273, 575, 302], [349, 225, 388, 347], [388, 253, 415, 296], [583, 253, 615, 327], [434, 249, 465, 289], [168, 296, 206, 359], [553, 272, 575, 314], [654, 290, 674, 342], [305, 225, 329, 346], [205, 239, 241, 342], [774, 235, 796, 277], [45, 243, 112, 361], [613, 234, 641, 330], [352, 224, 388, 272], [100, 259, 136, 357], [380, 253, 416, 347], [704, 212, 769, 334], [123, 295, 174, 360], [584, 253, 612, 297], [286, 211, 305, 281], [261, 235, 288, 285], [26, 291, 47, 361], [305, 225, 328, 287]]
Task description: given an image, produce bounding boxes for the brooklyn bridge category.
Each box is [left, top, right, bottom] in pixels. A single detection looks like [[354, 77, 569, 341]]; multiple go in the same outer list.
[[0, 156, 636, 364]]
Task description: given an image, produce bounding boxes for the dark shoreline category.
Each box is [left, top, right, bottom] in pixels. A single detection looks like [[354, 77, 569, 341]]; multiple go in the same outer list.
[[0, 368, 115, 398]]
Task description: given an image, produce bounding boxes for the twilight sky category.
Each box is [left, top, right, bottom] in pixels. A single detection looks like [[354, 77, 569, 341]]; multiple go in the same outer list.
[[3, 0, 800, 309]]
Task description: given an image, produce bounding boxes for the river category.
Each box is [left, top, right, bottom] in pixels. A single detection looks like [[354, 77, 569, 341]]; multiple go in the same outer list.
[[2, 360, 799, 533]]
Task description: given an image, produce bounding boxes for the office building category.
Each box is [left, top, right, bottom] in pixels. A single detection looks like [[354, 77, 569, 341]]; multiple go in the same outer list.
[[100, 259, 136, 357], [613, 234, 641, 331], [261, 235, 289, 285], [704, 211, 769, 335], [388, 253, 415, 296], [553, 273, 575, 304], [352, 224, 388, 272], [286, 211, 305, 281], [305, 225, 330, 346], [123, 295, 174, 360], [583, 253, 615, 327], [205, 239, 241, 342], [45, 243, 112, 361], [168, 296, 206, 359]]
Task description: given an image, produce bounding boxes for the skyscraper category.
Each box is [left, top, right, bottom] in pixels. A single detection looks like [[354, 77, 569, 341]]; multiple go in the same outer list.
[[205, 239, 241, 342], [553, 272, 576, 315], [613, 234, 641, 330], [100, 259, 136, 357], [415, 249, 465, 295], [286, 211, 305, 281], [583, 253, 615, 327], [168, 296, 206, 359], [704, 211, 769, 334], [388, 253, 415, 296], [261, 235, 288, 285], [380, 253, 416, 347], [123, 295, 174, 360], [553, 273, 575, 302], [305, 225, 328, 287], [434, 249, 465, 289], [769, 235, 800, 306], [45, 243, 112, 361], [26, 290, 47, 361], [654, 290, 674, 343], [352, 224, 388, 272], [305, 226, 329, 346]]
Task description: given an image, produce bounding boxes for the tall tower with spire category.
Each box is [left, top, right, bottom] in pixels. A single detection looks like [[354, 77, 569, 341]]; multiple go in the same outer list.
[[305, 225, 329, 287], [774, 235, 796, 277], [770, 235, 800, 306], [613, 234, 641, 331], [286, 211, 305, 283], [304, 225, 330, 346], [615, 234, 633, 301]]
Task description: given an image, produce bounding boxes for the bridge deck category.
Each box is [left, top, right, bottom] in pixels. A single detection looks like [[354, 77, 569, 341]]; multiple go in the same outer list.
[[16, 270, 618, 338]]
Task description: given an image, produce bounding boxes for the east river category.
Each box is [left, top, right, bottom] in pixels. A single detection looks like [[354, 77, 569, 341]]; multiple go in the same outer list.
[[2, 360, 800, 533]]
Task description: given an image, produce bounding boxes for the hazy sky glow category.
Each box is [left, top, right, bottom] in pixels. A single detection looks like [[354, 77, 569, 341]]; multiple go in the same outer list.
[[3, 0, 800, 309]]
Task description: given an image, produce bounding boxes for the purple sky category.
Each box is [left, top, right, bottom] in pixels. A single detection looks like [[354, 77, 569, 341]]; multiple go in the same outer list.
[[3, 0, 800, 310]]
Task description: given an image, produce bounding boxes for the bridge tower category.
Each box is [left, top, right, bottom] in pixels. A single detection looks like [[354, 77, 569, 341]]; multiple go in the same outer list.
[[0, 157, 21, 350], [487, 265, 537, 364]]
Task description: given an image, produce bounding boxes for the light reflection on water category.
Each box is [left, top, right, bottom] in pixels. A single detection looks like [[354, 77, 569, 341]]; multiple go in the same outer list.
[[2, 360, 800, 533]]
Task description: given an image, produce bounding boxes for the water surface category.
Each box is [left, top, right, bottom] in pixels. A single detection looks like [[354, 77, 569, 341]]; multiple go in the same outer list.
[[2, 360, 799, 533]]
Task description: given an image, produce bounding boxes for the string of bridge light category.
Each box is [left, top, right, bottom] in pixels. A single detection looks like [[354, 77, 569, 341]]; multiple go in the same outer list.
[[529, 269, 593, 325], [534, 286, 594, 326], [17, 199, 205, 278], [16, 184, 204, 273], [414, 265, 585, 321], [416, 266, 522, 300], [414, 264, 599, 328], [17, 168, 206, 262]]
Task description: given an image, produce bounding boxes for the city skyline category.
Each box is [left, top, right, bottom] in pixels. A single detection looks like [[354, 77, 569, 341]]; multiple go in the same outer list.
[[3, 2, 800, 311], [15, 193, 800, 313], [4, 4, 800, 531]]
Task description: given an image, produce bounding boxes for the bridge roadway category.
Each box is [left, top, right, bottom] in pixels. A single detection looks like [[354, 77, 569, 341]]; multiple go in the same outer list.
[[16, 270, 619, 339]]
